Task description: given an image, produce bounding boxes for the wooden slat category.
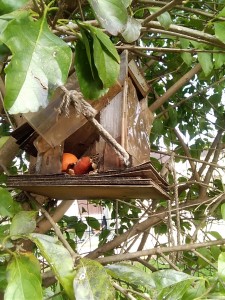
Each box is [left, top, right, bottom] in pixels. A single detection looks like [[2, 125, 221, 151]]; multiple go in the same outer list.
[[128, 60, 150, 97], [7, 160, 170, 200], [7, 182, 169, 200]]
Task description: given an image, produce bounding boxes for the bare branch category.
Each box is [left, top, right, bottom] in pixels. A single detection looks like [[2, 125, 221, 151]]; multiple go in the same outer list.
[[144, 21, 225, 49], [151, 149, 225, 171], [149, 64, 202, 112], [97, 238, 225, 265], [173, 128, 200, 182], [116, 45, 225, 54], [32, 197, 79, 262], [37, 200, 75, 234], [142, 0, 183, 25]]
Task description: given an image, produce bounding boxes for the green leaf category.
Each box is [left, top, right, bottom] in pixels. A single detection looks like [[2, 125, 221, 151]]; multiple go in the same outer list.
[[10, 211, 37, 239], [179, 38, 190, 48], [0, 225, 13, 249], [152, 118, 164, 135], [0, 187, 21, 217], [0, 0, 29, 14], [30, 233, 75, 299], [85, 216, 100, 230], [74, 220, 87, 239], [77, 24, 120, 88], [211, 245, 221, 261], [158, 11, 172, 29], [217, 7, 225, 17], [181, 279, 206, 300], [221, 203, 225, 220], [157, 278, 198, 300], [75, 39, 109, 99], [122, 0, 132, 8], [78, 26, 95, 78], [214, 50, 225, 68], [181, 52, 193, 66], [92, 35, 119, 88], [168, 107, 177, 128], [152, 269, 193, 289], [179, 39, 193, 66], [88, 0, 128, 36], [215, 22, 225, 43], [88, 26, 120, 63], [149, 7, 172, 29], [207, 231, 223, 240], [0, 264, 7, 292], [121, 16, 141, 43], [197, 52, 213, 76], [4, 253, 42, 300], [218, 252, 225, 281], [197, 248, 212, 267], [74, 259, 115, 300], [106, 263, 156, 289], [0, 136, 9, 149], [1, 14, 72, 113]]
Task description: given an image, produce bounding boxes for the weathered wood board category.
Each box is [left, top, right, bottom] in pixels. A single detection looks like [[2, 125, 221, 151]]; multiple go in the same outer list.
[[7, 177, 169, 200], [7, 162, 170, 200]]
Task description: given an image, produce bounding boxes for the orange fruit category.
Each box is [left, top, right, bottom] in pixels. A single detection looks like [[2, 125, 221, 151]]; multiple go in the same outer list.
[[61, 153, 78, 172]]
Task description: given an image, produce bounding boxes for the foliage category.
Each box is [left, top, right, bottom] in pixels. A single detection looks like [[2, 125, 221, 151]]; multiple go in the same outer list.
[[0, 0, 225, 299]]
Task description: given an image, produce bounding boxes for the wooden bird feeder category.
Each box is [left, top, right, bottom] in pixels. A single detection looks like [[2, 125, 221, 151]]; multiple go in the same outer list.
[[8, 51, 170, 200]]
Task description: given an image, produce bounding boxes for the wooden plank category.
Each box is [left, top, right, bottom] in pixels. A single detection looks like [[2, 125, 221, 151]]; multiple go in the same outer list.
[[8, 161, 168, 187], [126, 78, 151, 165], [128, 60, 150, 97], [7, 183, 169, 200], [23, 82, 121, 149], [8, 175, 151, 185], [7, 161, 170, 200], [35, 137, 63, 174]]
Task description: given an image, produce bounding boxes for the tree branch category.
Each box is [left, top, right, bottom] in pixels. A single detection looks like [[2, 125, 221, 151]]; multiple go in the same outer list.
[[144, 21, 225, 49], [151, 149, 225, 171], [37, 200, 75, 234], [33, 197, 79, 262], [173, 128, 200, 182], [139, 0, 225, 22], [142, 0, 183, 25], [112, 282, 138, 300], [199, 135, 223, 198], [149, 64, 202, 112], [198, 130, 223, 177], [116, 45, 225, 54], [97, 238, 225, 265]]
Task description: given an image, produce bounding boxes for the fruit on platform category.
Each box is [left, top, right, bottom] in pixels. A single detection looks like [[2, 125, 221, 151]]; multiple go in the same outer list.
[[61, 153, 78, 172]]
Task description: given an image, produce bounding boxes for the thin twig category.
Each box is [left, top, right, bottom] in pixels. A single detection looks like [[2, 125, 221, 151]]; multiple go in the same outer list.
[[151, 149, 225, 171], [174, 128, 200, 182], [29, 195, 80, 263], [171, 154, 181, 247], [158, 250, 181, 271], [112, 282, 137, 300], [192, 249, 217, 270]]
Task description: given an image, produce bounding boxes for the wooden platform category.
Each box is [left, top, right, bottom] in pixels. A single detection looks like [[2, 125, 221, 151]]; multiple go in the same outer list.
[[7, 162, 170, 200]]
